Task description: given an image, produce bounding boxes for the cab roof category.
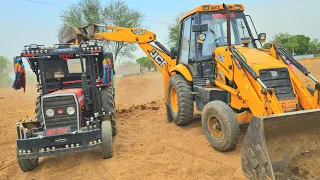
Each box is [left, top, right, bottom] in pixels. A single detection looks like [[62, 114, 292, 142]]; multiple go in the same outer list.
[[180, 4, 244, 23]]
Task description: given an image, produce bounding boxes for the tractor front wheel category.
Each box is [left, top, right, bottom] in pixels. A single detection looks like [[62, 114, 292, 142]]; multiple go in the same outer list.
[[101, 121, 113, 159], [202, 101, 240, 152], [101, 87, 116, 136], [168, 74, 194, 126], [17, 157, 39, 172]]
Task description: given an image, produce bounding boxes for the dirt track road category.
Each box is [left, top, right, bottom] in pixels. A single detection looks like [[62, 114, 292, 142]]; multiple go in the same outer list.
[[0, 59, 320, 180]]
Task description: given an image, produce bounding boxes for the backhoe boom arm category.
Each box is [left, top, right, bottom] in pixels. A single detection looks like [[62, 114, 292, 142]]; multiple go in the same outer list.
[[59, 24, 177, 73]]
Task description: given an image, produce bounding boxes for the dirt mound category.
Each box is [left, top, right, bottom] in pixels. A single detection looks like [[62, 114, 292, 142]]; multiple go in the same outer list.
[[116, 100, 161, 114], [289, 150, 320, 179], [273, 150, 320, 179]]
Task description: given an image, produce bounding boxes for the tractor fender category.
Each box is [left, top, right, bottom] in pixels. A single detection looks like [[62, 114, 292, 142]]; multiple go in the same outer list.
[[169, 64, 192, 82]]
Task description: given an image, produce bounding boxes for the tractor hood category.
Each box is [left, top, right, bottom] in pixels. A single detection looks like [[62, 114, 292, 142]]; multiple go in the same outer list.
[[51, 88, 84, 98], [234, 46, 287, 74], [50, 88, 85, 106]]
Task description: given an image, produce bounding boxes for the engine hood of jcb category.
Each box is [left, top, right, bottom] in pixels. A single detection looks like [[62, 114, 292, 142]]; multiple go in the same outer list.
[[50, 88, 85, 106], [233, 46, 288, 74]]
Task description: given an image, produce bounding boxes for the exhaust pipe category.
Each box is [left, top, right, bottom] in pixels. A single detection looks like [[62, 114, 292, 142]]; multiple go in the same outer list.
[[223, 4, 231, 47]]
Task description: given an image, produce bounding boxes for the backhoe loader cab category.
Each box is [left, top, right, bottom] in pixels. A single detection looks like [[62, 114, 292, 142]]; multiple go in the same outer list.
[[15, 42, 116, 172], [177, 4, 264, 78]]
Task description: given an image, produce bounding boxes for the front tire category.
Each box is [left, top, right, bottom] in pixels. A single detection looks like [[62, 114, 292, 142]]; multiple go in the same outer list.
[[202, 101, 240, 152], [17, 157, 39, 172], [101, 87, 116, 136], [101, 121, 113, 159], [168, 74, 194, 126], [166, 104, 173, 122]]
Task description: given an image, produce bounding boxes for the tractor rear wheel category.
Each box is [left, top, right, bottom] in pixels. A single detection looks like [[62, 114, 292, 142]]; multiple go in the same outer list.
[[101, 121, 113, 159], [101, 87, 116, 136], [17, 157, 39, 172], [202, 101, 240, 152], [168, 74, 194, 126]]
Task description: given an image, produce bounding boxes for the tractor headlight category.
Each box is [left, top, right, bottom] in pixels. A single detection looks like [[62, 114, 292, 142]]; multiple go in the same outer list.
[[46, 109, 54, 117], [67, 107, 75, 115]]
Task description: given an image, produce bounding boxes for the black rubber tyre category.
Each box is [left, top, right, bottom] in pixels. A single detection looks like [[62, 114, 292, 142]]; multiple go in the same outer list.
[[168, 74, 194, 126], [35, 96, 43, 123], [201, 101, 240, 152], [101, 87, 116, 136], [17, 157, 39, 172], [19, 98, 40, 172], [166, 104, 173, 122], [101, 121, 113, 159]]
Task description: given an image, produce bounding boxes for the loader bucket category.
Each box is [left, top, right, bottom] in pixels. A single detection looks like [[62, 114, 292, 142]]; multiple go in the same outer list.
[[241, 109, 320, 180]]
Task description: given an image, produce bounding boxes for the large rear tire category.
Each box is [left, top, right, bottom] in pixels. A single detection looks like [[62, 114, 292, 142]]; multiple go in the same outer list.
[[101, 87, 116, 136], [101, 121, 113, 159], [168, 74, 194, 126], [202, 101, 240, 152], [17, 157, 39, 172], [166, 105, 173, 122]]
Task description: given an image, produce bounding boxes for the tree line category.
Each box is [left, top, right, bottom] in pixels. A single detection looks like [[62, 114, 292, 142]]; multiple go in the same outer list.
[[263, 33, 320, 55]]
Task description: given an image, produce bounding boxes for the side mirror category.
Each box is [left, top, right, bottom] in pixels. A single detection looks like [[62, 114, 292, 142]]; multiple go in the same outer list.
[[170, 48, 178, 59], [258, 33, 266, 43], [192, 24, 208, 32]]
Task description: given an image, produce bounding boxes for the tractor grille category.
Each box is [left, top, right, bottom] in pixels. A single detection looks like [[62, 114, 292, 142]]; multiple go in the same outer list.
[[42, 95, 78, 131], [259, 68, 295, 100]]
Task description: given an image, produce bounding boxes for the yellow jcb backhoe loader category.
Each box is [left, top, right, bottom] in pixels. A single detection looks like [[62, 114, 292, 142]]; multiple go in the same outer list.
[[59, 4, 320, 179]]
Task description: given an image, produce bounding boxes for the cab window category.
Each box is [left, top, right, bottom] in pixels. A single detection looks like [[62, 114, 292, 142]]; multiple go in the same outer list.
[[179, 18, 191, 65], [200, 12, 255, 57]]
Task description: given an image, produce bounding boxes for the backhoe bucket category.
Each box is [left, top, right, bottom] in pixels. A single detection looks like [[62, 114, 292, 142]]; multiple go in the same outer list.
[[58, 25, 87, 44], [241, 109, 320, 180]]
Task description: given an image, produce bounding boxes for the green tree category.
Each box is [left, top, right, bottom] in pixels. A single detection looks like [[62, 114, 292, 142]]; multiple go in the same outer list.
[[61, 0, 102, 26], [167, 13, 185, 49], [308, 39, 320, 54], [271, 33, 312, 55], [273, 33, 292, 45], [293, 35, 310, 55], [263, 42, 271, 49], [102, 0, 144, 64], [136, 57, 155, 70], [0, 56, 11, 86], [284, 36, 299, 55], [60, 0, 144, 65]]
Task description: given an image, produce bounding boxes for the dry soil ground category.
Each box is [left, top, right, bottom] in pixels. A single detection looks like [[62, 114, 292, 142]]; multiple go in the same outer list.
[[0, 59, 320, 180]]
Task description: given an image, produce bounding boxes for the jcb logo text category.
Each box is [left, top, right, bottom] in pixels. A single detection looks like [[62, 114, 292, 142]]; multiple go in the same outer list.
[[149, 49, 167, 66]]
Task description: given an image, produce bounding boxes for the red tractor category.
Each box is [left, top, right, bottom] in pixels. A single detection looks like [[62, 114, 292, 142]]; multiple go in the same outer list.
[[15, 41, 116, 172]]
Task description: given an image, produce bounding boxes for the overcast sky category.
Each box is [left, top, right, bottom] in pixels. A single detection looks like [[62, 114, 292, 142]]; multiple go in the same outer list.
[[1, 0, 319, 65]]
